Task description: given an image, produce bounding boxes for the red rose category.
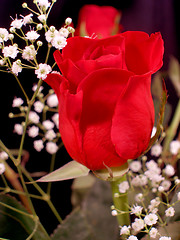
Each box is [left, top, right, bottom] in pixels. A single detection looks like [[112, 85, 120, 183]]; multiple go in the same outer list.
[[45, 31, 164, 170], [75, 4, 122, 38]]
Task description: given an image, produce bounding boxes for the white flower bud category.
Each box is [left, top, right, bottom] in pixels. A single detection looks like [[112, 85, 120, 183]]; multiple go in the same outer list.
[[37, 40, 43, 46], [22, 3, 28, 8], [65, 17, 72, 25], [37, 24, 43, 30], [50, 26, 56, 32]]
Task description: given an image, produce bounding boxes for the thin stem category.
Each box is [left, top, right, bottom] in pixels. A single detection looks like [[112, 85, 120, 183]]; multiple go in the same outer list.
[[21, 166, 63, 223], [13, 74, 29, 103], [110, 174, 130, 227], [4, 162, 32, 213], [46, 153, 56, 195], [17, 106, 31, 164], [0, 201, 33, 218], [45, 45, 51, 64], [0, 139, 18, 166], [17, 166, 36, 215]]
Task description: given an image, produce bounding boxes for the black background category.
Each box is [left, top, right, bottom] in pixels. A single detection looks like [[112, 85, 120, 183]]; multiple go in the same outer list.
[[0, 0, 180, 234]]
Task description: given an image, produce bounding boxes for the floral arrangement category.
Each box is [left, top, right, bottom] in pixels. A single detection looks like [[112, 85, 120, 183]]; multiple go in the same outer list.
[[0, 1, 180, 240]]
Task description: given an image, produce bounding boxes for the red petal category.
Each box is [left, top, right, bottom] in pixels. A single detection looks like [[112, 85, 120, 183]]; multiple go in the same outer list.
[[44, 73, 63, 99], [77, 69, 133, 170], [58, 84, 84, 164], [111, 73, 154, 160], [121, 31, 164, 74]]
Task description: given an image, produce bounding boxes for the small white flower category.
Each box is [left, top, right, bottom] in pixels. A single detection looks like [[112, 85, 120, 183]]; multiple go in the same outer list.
[[170, 140, 180, 155], [45, 129, 56, 140], [59, 27, 69, 38], [32, 84, 43, 92], [146, 160, 158, 170], [149, 227, 158, 238], [132, 218, 144, 232], [12, 97, 23, 107], [158, 186, 164, 192], [160, 180, 171, 191], [28, 126, 39, 138], [14, 123, 23, 135], [119, 181, 129, 193], [33, 139, 44, 152], [127, 236, 138, 240], [135, 193, 144, 202], [52, 113, 59, 129], [2, 45, 19, 59], [111, 210, 117, 216], [11, 18, 23, 29], [165, 207, 175, 217], [151, 144, 162, 157], [120, 225, 130, 235], [0, 163, 6, 174], [12, 60, 22, 75], [22, 45, 37, 60], [175, 179, 180, 185], [131, 175, 148, 187], [43, 120, 54, 130], [29, 111, 40, 124], [38, 14, 46, 23], [37, 0, 50, 10], [22, 13, 33, 25], [164, 164, 175, 177], [46, 142, 58, 154], [0, 59, 5, 66], [0, 151, 8, 160], [129, 161, 142, 172], [35, 63, 52, 80], [34, 101, 44, 113], [131, 205, 143, 216], [144, 213, 158, 226], [177, 192, 180, 201], [47, 94, 58, 107], [159, 237, 171, 240], [0, 28, 9, 42], [52, 35, 67, 50], [45, 28, 59, 43], [26, 30, 40, 41], [65, 17, 72, 25]]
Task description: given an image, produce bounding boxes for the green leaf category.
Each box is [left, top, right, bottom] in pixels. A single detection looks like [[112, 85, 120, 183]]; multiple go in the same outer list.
[[51, 208, 94, 240], [142, 221, 180, 240], [52, 179, 119, 240], [0, 195, 49, 240], [37, 161, 90, 182]]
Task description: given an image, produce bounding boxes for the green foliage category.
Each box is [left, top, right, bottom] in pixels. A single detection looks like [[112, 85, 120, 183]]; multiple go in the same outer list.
[[0, 195, 49, 240]]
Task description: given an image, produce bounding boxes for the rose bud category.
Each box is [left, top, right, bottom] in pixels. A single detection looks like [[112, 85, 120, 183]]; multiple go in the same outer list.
[[44, 31, 164, 171], [75, 4, 122, 38]]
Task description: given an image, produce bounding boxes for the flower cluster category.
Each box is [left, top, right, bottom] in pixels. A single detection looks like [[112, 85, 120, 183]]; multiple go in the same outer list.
[[111, 152, 180, 239], [11, 85, 60, 154], [0, 0, 74, 79]]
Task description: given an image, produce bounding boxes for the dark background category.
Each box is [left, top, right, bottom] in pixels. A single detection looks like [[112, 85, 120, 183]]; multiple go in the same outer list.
[[0, 0, 180, 234]]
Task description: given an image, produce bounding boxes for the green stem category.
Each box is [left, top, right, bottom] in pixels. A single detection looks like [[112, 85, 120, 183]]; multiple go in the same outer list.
[[13, 74, 30, 103], [46, 153, 56, 195], [110, 174, 130, 227], [162, 99, 180, 157]]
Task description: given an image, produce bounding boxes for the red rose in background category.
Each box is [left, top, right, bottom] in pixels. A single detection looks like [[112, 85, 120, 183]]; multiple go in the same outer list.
[[45, 31, 164, 171], [75, 4, 122, 38]]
